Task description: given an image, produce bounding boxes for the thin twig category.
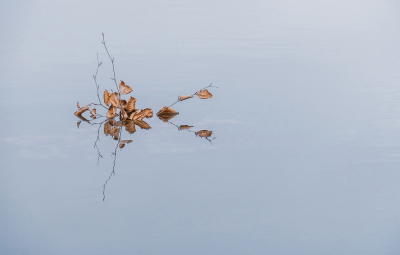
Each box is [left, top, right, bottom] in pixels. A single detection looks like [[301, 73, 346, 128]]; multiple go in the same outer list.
[[103, 126, 122, 201], [157, 83, 217, 115], [93, 54, 107, 109], [101, 33, 122, 107]]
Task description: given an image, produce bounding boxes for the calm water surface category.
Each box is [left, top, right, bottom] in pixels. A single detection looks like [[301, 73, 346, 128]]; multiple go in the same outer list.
[[2, 1, 400, 254]]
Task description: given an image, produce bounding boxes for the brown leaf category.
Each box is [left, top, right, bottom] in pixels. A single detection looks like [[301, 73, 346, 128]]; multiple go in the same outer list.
[[119, 80, 133, 95], [196, 130, 212, 138], [120, 99, 127, 108], [124, 120, 136, 134], [119, 107, 128, 120], [129, 108, 153, 121], [107, 105, 117, 119], [179, 125, 193, 130], [125, 96, 137, 113], [119, 140, 133, 148], [158, 114, 176, 122], [197, 89, 212, 99], [110, 127, 119, 140], [76, 114, 90, 123], [157, 106, 179, 115], [77, 102, 81, 108], [104, 90, 111, 106], [133, 119, 151, 130], [74, 106, 89, 116], [90, 108, 97, 118], [109, 92, 120, 107], [104, 122, 112, 135], [179, 95, 193, 101], [77, 121, 81, 128], [108, 119, 117, 126]]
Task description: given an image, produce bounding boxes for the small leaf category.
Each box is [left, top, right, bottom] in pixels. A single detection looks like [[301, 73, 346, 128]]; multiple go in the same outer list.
[[77, 102, 81, 108], [124, 120, 136, 134], [107, 105, 117, 119], [110, 127, 119, 140], [119, 140, 133, 148], [77, 121, 81, 128], [104, 90, 111, 106], [119, 107, 128, 120], [119, 80, 133, 95], [74, 106, 89, 116], [158, 114, 176, 122], [179, 95, 193, 101], [133, 119, 151, 130], [196, 130, 212, 138], [76, 114, 90, 122], [125, 96, 137, 113], [120, 99, 127, 108], [109, 92, 119, 107], [104, 122, 112, 135], [179, 125, 193, 130], [197, 89, 212, 99], [90, 108, 97, 118]]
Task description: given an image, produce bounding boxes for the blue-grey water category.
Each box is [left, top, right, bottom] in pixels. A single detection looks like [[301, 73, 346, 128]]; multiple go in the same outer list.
[[2, 1, 400, 254]]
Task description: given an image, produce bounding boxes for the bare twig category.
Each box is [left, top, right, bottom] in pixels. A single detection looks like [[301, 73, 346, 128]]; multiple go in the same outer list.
[[93, 54, 107, 109], [103, 127, 122, 201], [157, 83, 217, 115], [101, 33, 122, 107]]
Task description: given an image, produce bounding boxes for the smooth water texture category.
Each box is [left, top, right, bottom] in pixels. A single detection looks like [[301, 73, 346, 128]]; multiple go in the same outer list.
[[2, 1, 400, 254]]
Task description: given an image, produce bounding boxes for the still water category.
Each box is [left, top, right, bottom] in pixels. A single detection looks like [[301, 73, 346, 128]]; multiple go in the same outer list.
[[2, 0, 400, 254]]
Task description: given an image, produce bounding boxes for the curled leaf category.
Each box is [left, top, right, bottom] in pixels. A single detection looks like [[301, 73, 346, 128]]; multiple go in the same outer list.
[[110, 127, 119, 140], [107, 105, 117, 119], [119, 140, 133, 149], [196, 130, 212, 137], [179, 95, 193, 101], [124, 120, 136, 134], [104, 122, 112, 135], [158, 114, 176, 122], [90, 108, 97, 118], [76, 114, 90, 123], [109, 92, 120, 107], [74, 106, 89, 116], [120, 99, 127, 108], [179, 125, 193, 130], [129, 108, 153, 121], [104, 90, 111, 106], [119, 108, 128, 120], [120, 81, 133, 95], [197, 89, 212, 99], [125, 96, 137, 113], [133, 119, 151, 130]]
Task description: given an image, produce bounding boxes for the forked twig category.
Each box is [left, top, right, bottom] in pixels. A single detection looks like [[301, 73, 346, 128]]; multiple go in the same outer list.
[[157, 83, 218, 115], [93, 54, 107, 109]]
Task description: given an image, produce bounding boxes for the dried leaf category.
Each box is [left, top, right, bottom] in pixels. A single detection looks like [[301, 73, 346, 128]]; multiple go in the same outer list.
[[133, 119, 151, 130], [125, 96, 137, 113], [109, 92, 119, 107], [120, 99, 127, 108], [107, 105, 117, 119], [76, 114, 90, 122], [179, 95, 193, 101], [119, 140, 133, 149], [196, 130, 212, 138], [104, 122, 112, 135], [157, 106, 179, 115], [110, 127, 119, 140], [179, 125, 193, 130], [158, 114, 176, 122], [119, 80, 133, 95], [129, 108, 153, 121], [90, 108, 97, 118], [119, 107, 128, 120], [146, 110, 153, 118], [104, 90, 111, 106], [108, 119, 117, 126], [197, 89, 212, 99], [124, 120, 136, 134], [77, 121, 81, 128], [74, 106, 89, 116], [77, 102, 81, 108]]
